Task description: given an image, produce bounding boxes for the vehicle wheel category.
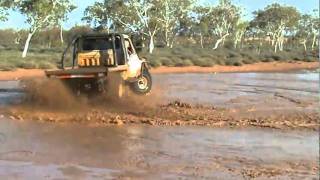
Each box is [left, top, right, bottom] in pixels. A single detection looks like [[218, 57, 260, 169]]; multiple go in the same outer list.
[[131, 70, 152, 95]]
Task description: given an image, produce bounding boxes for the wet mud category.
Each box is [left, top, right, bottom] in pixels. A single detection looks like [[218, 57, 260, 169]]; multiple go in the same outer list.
[[0, 118, 318, 179], [1, 72, 319, 131], [3, 99, 319, 131], [0, 72, 319, 179]]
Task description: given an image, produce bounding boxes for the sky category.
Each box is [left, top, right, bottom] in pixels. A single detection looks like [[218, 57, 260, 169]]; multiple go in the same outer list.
[[0, 0, 318, 30]]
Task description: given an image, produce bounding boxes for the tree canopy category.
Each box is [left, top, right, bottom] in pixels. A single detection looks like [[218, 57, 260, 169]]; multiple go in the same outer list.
[[0, 0, 318, 56], [11, 0, 76, 57]]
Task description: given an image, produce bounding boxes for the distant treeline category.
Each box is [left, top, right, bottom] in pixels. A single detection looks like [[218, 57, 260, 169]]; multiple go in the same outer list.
[[0, 0, 318, 70]]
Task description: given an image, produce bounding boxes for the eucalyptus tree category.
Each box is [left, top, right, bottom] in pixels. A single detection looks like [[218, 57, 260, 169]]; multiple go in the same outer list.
[[197, 0, 241, 50], [127, 0, 164, 53], [233, 21, 249, 48], [83, 0, 160, 54], [310, 10, 319, 50], [296, 14, 315, 51], [13, 0, 75, 57], [83, 0, 129, 32], [157, 0, 194, 48], [251, 3, 300, 52], [193, 6, 211, 48]]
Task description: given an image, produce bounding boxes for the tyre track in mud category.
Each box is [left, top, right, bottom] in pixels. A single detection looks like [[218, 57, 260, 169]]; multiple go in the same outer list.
[[233, 83, 318, 94]]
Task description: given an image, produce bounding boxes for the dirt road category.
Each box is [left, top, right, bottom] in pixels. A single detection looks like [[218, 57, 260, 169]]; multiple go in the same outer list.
[[0, 71, 319, 179]]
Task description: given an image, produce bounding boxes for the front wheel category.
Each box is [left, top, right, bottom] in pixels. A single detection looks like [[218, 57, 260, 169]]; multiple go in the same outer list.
[[130, 70, 152, 95]]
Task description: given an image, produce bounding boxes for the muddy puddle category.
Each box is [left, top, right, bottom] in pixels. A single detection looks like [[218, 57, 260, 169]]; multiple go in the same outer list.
[[154, 72, 319, 106], [0, 72, 319, 108], [0, 72, 319, 179], [0, 118, 318, 179], [0, 81, 22, 106]]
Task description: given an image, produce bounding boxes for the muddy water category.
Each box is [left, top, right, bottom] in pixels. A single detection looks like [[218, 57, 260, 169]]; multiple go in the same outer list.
[[0, 72, 318, 107], [0, 81, 22, 106], [155, 72, 319, 106], [0, 72, 319, 179], [0, 118, 318, 179]]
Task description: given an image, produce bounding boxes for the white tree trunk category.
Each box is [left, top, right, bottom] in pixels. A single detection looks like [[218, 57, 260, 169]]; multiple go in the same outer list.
[[301, 40, 307, 51], [165, 29, 169, 47], [234, 39, 238, 49], [14, 33, 21, 45], [279, 39, 284, 51], [149, 35, 155, 54], [311, 34, 317, 50], [274, 41, 278, 53], [169, 36, 175, 48], [142, 35, 146, 48], [200, 33, 204, 48], [22, 33, 34, 58], [213, 33, 229, 50], [234, 31, 244, 49], [60, 25, 64, 44]]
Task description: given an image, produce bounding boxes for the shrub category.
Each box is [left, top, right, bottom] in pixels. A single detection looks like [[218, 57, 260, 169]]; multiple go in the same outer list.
[[261, 57, 273, 62], [176, 59, 194, 67], [38, 62, 56, 69], [214, 59, 225, 65], [270, 54, 281, 61], [149, 59, 161, 67], [192, 58, 214, 67], [228, 51, 240, 58], [0, 63, 16, 71], [304, 56, 316, 62], [191, 59, 204, 66], [180, 52, 199, 61], [225, 57, 243, 66], [159, 57, 175, 66], [17, 61, 38, 69], [242, 59, 256, 64], [199, 61, 214, 67], [223, 41, 234, 49]]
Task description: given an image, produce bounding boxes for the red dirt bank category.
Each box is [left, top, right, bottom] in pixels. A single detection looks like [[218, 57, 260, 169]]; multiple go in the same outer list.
[[151, 61, 319, 74], [0, 62, 318, 81]]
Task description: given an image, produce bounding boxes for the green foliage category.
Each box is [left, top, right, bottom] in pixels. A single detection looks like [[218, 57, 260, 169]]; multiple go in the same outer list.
[[0, 0, 14, 21], [140, 46, 316, 68], [225, 57, 243, 66], [252, 3, 300, 29], [14, 0, 76, 31], [0, 0, 318, 70], [0, 49, 58, 70]]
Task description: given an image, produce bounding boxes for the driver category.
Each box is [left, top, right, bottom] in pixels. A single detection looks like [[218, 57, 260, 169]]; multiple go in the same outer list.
[[125, 40, 142, 77]]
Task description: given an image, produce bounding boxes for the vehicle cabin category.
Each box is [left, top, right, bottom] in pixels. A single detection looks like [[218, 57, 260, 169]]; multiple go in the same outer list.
[[62, 33, 136, 69]]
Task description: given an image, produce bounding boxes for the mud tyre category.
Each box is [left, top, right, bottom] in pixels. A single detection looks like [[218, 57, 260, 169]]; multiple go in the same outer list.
[[131, 70, 152, 95]]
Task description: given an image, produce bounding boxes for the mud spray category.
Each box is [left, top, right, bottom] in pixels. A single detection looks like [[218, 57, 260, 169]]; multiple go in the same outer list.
[[17, 77, 164, 114]]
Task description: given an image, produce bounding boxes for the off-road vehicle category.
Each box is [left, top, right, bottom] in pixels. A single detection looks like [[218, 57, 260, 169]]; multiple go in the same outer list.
[[45, 33, 152, 97]]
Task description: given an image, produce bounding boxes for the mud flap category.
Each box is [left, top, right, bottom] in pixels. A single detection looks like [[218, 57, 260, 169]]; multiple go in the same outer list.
[[106, 72, 126, 99]]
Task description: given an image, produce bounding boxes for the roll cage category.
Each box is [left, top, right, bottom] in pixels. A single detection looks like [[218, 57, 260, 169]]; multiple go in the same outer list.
[[60, 33, 132, 69]]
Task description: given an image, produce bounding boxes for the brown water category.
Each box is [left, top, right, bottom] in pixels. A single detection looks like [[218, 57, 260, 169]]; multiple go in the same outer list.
[[155, 72, 319, 105], [1, 72, 319, 107], [0, 72, 319, 179], [0, 118, 318, 179]]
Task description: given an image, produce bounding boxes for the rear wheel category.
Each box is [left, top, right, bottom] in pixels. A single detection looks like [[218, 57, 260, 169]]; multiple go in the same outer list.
[[131, 69, 152, 95]]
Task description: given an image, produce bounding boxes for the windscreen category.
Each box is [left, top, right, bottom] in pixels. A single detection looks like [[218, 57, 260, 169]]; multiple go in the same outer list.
[[82, 37, 113, 51]]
